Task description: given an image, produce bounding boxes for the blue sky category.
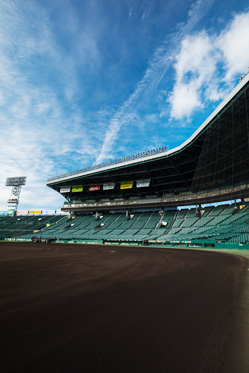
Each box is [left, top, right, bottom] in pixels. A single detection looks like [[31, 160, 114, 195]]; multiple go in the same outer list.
[[1, 0, 249, 211]]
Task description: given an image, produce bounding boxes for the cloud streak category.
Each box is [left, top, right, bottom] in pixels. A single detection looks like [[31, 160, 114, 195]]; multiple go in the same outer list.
[[96, 0, 214, 162]]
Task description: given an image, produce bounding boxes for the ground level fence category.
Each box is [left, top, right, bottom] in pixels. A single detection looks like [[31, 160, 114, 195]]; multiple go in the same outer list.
[[3, 237, 249, 250]]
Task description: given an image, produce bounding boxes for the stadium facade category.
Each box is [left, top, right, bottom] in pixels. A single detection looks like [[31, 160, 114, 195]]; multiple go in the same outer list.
[[47, 72, 249, 213]]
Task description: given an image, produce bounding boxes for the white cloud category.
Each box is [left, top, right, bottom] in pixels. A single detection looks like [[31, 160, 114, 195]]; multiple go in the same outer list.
[[170, 82, 202, 119], [169, 10, 249, 120], [218, 12, 249, 80], [173, 32, 215, 83], [169, 32, 216, 119]]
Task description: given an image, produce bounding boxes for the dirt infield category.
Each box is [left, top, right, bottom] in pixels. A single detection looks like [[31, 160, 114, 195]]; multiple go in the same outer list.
[[0, 242, 247, 372]]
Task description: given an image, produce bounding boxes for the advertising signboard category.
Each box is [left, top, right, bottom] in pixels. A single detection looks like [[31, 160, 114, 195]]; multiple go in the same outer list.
[[42, 210, 56, 214], [103, 182, 115, 190], [28, 210, 42, 215], [120, 181, 133, 189], [60, 187, 71, 193], [7, 210, 15, 215], [136, 179, 150, 188], [72, 186, 83, 193], [89, 185, 101, 191]]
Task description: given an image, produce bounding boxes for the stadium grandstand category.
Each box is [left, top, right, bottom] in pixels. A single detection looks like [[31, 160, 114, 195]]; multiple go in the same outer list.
[[2, 72, 249, 249]]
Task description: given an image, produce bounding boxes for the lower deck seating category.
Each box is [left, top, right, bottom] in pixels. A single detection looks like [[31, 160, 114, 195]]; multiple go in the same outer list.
[[2, 203, 249, 244], [0, 215, 65, 238]]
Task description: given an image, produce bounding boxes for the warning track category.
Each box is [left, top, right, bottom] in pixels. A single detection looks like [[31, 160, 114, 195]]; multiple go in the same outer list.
[[0, 242, 246, 372]]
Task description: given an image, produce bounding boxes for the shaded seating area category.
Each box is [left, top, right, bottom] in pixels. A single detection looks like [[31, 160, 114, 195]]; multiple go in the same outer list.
[[2, 203, 249, 245], [0, 215, 64, 239]]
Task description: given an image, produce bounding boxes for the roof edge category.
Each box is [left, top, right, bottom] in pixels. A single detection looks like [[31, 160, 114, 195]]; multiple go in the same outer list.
[[47, 72, 249, 185]]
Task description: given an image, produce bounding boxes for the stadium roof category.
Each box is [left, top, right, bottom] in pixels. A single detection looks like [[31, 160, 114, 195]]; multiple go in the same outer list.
[[47, 72, 249, 211]]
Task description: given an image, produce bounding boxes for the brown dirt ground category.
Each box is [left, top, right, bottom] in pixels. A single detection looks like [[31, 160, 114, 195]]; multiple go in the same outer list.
[[0, 242, 247, 372]]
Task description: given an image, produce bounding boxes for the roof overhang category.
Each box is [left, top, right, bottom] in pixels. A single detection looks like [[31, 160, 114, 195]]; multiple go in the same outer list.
[[47, 73, 249, 185]]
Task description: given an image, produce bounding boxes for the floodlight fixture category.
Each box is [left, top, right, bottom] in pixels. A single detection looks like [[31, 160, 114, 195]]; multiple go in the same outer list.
[[6, 177, 27, 186], [5, 176, 27, 215]]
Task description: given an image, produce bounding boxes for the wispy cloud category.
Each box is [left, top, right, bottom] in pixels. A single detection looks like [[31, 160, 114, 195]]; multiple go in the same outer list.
[[96, 0, 214, 162], [0, 0, 100, 210]]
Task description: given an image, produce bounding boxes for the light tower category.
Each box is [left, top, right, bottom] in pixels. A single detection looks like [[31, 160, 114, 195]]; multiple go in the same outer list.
[[6, 177, 27, 216]]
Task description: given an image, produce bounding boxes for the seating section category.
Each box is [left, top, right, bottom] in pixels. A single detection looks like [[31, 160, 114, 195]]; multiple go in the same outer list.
[[1, 203, 249, 244], [161, 204, 249, 243], [0, 215, 64, 238]]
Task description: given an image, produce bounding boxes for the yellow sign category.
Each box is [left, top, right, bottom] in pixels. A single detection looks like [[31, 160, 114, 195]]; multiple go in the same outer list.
[[72, 186, 83, 192], [29, 210, 42, 215], [120, 181, 133, 190]]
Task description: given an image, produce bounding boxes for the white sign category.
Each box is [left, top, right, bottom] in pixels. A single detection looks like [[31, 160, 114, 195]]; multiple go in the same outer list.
[[42, 210, 56, 215], [60, 187, 71, 193], [136, 179, 150, 188], [16, 211, 28, 215], [103, 182, 115, 190]]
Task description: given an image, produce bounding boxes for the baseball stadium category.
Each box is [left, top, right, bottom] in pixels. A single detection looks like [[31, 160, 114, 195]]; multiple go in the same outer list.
[[1, 74, 249, 371]]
